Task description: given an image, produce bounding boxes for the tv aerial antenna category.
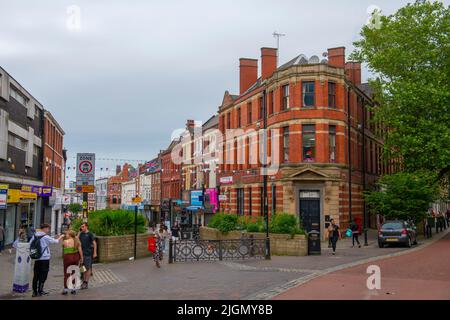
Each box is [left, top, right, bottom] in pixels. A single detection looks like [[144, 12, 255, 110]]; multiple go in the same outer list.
[[273, 31, 286, 61]]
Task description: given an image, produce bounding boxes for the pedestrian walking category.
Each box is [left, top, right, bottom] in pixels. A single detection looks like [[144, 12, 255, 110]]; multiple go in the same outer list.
[[77, 222, 97, 290], [0, 223, 5, 255], [62, 230, 83, 295], [153, 226, 164, 268], [26, 223, 64, 297], [350, 219, 361, 248], [327, 219, 341, 255], [326, 223, 333, 248], [163, 225, 170, 254], [171, 221, 181, 241]]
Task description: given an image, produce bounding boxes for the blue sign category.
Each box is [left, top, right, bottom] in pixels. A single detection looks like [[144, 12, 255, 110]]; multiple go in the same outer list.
[[190, 190, 203, 207]]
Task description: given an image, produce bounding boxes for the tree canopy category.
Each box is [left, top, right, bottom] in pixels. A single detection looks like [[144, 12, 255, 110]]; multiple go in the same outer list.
[[351, 1, 450, 182], [364, 172, 439, 221]]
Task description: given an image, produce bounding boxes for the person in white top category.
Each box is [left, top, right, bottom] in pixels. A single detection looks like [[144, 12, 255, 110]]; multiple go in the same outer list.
[[27, 223, 63, 297]]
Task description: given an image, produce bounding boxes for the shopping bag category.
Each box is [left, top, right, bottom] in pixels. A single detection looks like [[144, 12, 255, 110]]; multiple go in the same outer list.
[[147, 237, 156, 253]]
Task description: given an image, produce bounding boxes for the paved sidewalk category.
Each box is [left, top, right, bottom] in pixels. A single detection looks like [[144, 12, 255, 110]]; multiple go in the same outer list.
[[0, 229, 444, 300], [273, 231, 450, 300]]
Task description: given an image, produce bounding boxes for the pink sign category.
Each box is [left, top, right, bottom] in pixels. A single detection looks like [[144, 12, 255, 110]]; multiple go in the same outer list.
[[205, 188, 218, 213]]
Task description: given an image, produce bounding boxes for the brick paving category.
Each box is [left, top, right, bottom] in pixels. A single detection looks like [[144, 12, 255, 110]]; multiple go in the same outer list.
[[273, 231, 450, 300], [0, 229, 446, 300]]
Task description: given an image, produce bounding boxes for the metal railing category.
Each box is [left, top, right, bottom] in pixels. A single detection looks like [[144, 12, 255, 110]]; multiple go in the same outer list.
[[168, 236, 267, 263]]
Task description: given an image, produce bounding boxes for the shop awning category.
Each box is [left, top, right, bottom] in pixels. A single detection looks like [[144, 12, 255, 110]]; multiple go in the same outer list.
[[186, 206, 204, 212]]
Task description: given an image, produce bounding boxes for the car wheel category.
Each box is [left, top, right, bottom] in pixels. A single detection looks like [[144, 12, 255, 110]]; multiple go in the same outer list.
[[378, 241, 384, 248]]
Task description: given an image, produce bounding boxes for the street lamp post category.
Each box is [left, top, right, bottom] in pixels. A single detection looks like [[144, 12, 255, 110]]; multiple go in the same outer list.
[[262, 89, 270, 260]]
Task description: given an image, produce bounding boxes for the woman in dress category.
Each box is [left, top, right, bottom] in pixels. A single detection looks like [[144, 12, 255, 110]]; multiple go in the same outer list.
[[62, 230, 83, 295], [153, 226, 164, 268]]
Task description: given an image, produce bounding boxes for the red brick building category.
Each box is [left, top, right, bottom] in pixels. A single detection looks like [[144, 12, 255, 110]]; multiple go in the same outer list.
[[42, 110, 65, 233], [43, 111, 64, 189], [160, 138, 182, 221], [107, 163, 131, 210], [217, 46, 394, 236]]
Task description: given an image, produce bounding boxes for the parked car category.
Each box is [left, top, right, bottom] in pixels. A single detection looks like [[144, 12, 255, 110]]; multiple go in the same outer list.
[[378, 220, 418, 248]]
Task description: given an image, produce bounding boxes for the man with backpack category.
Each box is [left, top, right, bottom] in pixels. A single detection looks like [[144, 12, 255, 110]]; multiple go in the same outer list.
[[29, 223, 63, 297]]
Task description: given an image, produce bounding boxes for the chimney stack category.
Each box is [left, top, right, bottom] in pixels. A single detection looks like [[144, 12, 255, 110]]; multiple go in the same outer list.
[[327, 47, 346, 68], [239, 58, 258, 95], [261, 47, 278, 80], [345, 62, 362, 85], [186, 119, 195, 130]]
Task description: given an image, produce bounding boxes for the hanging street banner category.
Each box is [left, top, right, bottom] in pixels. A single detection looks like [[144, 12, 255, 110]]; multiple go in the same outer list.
[[76, 153, 96, 186], [0, 184, 8, 209]]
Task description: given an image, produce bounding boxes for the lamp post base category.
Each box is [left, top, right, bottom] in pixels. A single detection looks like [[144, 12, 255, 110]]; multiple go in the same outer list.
[[265, 237, 271, 260]]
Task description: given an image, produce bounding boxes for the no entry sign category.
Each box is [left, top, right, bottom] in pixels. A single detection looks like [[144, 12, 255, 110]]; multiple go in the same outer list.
[[76, 153, 95, 186]]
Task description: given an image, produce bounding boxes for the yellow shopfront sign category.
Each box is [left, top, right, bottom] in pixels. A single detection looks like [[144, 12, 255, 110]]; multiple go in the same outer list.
[[7, 189, 38, 203]]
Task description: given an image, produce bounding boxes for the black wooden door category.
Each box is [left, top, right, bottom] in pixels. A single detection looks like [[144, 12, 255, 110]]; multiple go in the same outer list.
[[299, 198, 320, 233]]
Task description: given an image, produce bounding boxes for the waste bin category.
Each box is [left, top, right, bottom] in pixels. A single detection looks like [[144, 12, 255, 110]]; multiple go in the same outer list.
[[307, 230, 321, 255]]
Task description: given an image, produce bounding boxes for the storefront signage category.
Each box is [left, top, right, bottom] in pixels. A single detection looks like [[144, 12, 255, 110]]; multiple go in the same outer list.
[[7, 189, 21, 203], [0, 184, 8, 209], [220, 176, 233, 185], [20, 191, 37, 200], [190, 190, 203, 206], [21, 185, 53, 197], [204, 188, 218, 213], [299, 191, 320, 199]]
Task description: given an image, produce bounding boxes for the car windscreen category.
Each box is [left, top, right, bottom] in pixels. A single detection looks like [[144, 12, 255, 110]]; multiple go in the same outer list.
[[382, 222, 403, 229]]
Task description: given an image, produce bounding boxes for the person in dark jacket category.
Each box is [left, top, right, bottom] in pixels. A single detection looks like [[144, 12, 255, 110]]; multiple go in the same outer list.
[[350, 219, 361, 248]]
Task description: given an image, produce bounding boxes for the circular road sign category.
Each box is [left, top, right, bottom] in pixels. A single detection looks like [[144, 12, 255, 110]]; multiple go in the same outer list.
[[78, 161, 93, 174]]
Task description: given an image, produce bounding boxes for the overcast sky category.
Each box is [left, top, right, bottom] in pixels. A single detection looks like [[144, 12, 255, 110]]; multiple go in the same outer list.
[[0, 0, 429, 182]]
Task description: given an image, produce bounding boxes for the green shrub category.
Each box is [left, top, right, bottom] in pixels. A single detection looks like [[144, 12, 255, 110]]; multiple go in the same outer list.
[[207, 213, 239, 233], [69, 209, 147, 236], [270, 213, 304, 236]]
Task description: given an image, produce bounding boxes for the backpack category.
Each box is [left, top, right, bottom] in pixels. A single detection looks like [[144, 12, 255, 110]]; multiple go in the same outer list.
[[29, 234, 46, 259]]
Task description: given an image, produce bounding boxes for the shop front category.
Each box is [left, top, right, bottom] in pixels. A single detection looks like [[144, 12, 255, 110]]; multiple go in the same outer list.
[[2, 187, 38, 245]]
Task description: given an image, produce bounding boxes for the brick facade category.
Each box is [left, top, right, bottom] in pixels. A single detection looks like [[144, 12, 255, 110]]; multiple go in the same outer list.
[[216, 46, 391, 235]]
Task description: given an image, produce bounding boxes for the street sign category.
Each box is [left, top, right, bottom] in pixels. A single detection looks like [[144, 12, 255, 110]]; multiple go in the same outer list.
[[76, 153, 95, 186], [76, 185, 95, 193], [132, 196, 142, 203], [218, 195, 227, 202], [0, 184, 8, 209], [220, 176, 233, 184]]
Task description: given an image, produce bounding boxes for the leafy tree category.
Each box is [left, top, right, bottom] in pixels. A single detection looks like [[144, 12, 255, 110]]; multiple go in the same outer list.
[[351, 1, 450, 182], [364, 172, 439, 222], [68, 203, 82, 215]]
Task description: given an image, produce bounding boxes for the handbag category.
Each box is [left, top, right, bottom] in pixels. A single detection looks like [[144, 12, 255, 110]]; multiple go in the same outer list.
[[345, 228, 352, 238]]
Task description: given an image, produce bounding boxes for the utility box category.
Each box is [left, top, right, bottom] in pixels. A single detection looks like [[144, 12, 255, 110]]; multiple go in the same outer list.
[[307, 230, 321, 255]]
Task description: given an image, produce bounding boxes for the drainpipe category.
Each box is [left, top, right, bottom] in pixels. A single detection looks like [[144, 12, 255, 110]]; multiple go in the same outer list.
[[347, 86, 352, 223], [362, 99, 368, 246]]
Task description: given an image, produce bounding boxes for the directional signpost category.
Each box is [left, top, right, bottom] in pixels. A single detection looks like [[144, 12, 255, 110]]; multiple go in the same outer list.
[[76, 153, 95, 222], [132, 195, 142, 260]]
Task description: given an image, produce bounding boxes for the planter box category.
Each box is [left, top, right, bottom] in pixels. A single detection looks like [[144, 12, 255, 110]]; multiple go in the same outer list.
[[200, 227, 307, 256], [96, 232, 155, 263]]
